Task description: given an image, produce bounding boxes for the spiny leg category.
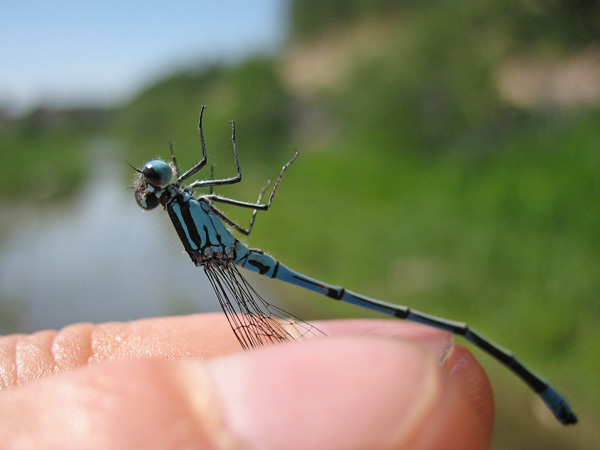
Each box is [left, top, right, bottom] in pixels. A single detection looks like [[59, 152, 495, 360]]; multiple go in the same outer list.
[[169, 142, 180, 178], [204, 151, 298, 211], [208, 178, 273, 236], [188, 118, 242, 189], [198, 163, 218, 195], [244, 179, 272, 235], [209, 163, 216, 195], [177, 105, 209, 182]]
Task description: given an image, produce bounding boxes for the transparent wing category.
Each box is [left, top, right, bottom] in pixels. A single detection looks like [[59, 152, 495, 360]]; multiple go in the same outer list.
[[203, 261, 325, 350]]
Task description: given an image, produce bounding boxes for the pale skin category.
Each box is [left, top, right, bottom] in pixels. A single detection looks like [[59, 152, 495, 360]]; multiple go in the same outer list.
[[0, 315, 494, 449]]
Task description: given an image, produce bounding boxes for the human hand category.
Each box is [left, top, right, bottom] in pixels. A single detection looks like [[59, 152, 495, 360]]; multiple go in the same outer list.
[[0, 314, 493, 449]]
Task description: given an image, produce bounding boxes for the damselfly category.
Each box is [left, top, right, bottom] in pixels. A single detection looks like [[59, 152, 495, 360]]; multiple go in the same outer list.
[[132, 106, 576, 425]]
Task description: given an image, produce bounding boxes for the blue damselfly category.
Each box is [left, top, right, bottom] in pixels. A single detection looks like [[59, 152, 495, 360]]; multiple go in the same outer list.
[[132, 106, 576, 425]]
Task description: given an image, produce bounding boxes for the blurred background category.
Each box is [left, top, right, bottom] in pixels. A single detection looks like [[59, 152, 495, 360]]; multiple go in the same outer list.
[[1, 0, 598, 447]]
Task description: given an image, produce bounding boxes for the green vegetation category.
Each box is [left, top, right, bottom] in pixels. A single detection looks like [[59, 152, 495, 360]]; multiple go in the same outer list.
[[1, 1, 598, 446], [0, 108, 108, 202]]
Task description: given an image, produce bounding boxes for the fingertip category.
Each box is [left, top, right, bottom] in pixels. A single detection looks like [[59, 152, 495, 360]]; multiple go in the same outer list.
[[207, 336, 493, 450], [447, 346, 495, 436], [413, 345, 494, 450]]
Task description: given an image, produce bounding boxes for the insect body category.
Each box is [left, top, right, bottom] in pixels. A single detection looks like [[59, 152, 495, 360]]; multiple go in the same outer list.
[[133, 106, 576, 425]]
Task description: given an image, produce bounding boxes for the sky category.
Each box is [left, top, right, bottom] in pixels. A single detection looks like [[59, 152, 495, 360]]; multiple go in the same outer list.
[[1, 1, 287, 115]]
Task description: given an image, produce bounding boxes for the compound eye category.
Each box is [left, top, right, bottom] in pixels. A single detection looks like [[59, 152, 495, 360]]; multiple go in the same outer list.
[[142, 160, 173, 188], [135, 190, 160, 210]]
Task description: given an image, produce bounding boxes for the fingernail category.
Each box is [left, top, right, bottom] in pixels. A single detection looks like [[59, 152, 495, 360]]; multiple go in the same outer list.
[[319, 319, 455, 363], [413, 331, 455, 364]]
